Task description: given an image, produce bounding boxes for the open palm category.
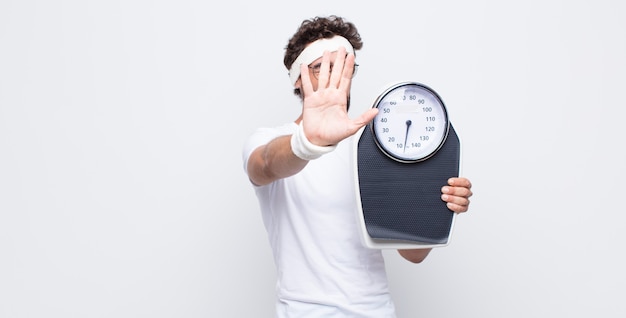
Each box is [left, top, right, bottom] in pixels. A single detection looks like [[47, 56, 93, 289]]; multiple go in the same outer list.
[[299, 47, 378, 146]]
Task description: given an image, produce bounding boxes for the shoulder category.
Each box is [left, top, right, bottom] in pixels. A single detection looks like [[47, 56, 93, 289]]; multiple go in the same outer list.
[[241, 122, 297, 166], [245, 123, 296, 148], [255, 122, 298, 137]]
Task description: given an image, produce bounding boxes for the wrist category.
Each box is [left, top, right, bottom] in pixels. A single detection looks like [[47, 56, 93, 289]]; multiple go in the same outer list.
[[290, 122, 337, 160]]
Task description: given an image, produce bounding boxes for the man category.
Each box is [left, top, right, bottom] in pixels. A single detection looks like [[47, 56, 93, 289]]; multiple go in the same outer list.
[[242, 15, 473, 317]]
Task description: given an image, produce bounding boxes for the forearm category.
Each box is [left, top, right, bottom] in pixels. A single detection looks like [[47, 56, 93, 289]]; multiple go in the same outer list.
[[247, 135, 308, 186], [398, 248, 432, 264]]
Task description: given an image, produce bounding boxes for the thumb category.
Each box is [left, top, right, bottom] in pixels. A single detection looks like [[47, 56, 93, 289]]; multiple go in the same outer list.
[[353, 108, 379, 128], [347, 108, 378, 135]]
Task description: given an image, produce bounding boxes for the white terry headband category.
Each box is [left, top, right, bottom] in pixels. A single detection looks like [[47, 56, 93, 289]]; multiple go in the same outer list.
[[288, 35, 355, 85]]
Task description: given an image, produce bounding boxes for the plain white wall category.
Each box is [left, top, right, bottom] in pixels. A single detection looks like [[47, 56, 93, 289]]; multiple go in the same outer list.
[[1, 0, 624, 317]]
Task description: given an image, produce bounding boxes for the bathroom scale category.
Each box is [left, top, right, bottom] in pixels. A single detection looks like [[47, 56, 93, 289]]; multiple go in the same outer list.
[[353, 82, 461, 249]]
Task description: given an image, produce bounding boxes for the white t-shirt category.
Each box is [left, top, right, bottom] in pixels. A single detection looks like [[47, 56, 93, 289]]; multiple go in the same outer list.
[[242, 122, 397, 318]]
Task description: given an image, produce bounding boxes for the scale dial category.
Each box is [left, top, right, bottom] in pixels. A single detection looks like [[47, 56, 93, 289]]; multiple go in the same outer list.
[[371, 82, 450, 163]]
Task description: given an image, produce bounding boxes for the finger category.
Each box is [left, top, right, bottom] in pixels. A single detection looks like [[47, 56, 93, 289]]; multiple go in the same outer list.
[[441, 191, 470, 213], [448, 177, 472, 190], [300, 63, 313, 97], [441, 184, 473, 199], [339, 51, 355, 93], [441, 191, 470, 205], [445, 202, 470, 214], [347, 107, 378, 134], [329, 47, 347, 87], [317, 50, 332, 88]]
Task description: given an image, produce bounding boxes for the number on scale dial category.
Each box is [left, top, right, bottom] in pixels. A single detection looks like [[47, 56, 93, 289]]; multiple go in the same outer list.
[[372, 82, 450, 163]]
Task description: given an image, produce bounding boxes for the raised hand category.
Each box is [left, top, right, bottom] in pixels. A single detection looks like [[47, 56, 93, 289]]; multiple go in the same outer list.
[[299, 47, 378, 147]]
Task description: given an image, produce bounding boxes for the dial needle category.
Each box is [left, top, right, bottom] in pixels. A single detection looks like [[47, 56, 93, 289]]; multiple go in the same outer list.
[[403, 120, 412, 153]]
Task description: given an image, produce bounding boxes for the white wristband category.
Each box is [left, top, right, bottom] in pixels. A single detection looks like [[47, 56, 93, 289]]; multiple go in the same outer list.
[[290, 122, 337, 160]]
